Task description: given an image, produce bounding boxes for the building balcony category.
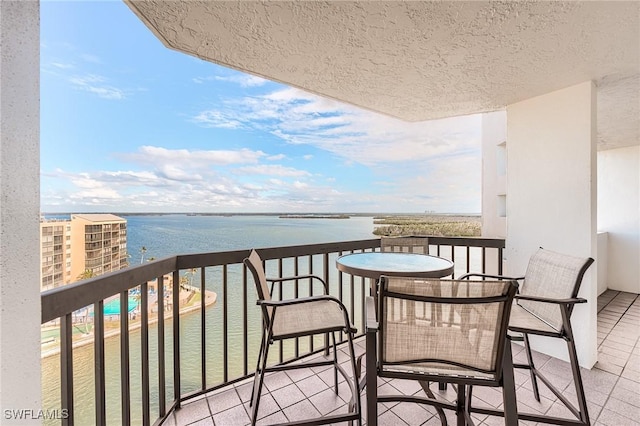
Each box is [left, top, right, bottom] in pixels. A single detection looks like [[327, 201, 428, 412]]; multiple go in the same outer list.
[[41, 238, 639, 426]]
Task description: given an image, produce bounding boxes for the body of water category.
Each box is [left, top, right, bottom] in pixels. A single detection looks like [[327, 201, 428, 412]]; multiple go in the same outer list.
[[42, 214, 376, 425]]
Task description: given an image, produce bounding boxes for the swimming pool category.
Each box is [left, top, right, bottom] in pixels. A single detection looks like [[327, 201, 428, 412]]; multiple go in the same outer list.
[[90, 297, 139, 316]]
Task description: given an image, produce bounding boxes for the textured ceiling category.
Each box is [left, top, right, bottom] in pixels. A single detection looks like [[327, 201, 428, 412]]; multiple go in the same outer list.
[[126, 1, 639, 150]]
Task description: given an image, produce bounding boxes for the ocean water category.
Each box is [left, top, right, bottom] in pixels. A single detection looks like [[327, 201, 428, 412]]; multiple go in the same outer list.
[[41, 214, 377, 425], [124, 214, 376, 261]]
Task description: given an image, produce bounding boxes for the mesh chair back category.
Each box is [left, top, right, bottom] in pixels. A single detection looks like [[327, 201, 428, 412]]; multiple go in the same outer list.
[[379, 277, 516, 382], [245, 249, 271, 303], [381, 236, 429, 254], [518, 248, 594, 331]]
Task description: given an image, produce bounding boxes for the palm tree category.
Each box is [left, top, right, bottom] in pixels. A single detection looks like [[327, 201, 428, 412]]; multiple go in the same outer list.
[[77, 269, 96, 281], [187, 268, 197, 287]]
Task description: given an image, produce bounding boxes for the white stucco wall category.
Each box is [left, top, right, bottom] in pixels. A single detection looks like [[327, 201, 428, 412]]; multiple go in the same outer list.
[[481, 111, 507, 240], [598, 146, 640, 294], [597, 232, 609, 296], [506, 81, 598, 368], [0, 1, 42, 423]]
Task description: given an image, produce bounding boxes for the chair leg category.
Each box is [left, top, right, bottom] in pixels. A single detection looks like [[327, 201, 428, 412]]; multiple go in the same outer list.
[[523, 333, 541, 402], [345, 330, 362, 426], [455, 384, 466, 426], [421, 382, 447, 424], [365, 327, 378, 426], [566, 336, 590, 424], [251, 333, 271, 426], [332, 331, 339, 394], [249, 331, 266, 407], [502, 341, 518, 426]]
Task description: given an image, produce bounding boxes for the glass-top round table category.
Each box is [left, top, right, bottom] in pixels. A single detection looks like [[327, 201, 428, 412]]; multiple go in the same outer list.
[[336, 252, 454, 280]]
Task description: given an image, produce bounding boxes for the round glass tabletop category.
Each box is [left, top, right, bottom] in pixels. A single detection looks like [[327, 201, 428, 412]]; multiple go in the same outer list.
[[336, 252, 454, 279]]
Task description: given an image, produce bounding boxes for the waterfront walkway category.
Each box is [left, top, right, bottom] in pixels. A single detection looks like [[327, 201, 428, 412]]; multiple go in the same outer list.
[[41, 287, 217, 358], [163, 289, 640, 425]]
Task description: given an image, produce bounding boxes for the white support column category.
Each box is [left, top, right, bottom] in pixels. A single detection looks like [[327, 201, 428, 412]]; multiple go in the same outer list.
[[0, 0, 42, 422], [506, 81, 598, 368]]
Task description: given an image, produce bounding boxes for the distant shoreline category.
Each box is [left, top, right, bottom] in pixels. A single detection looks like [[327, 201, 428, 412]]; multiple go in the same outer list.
[[278, 214, 350, 219], [42, 212, 482, 218]]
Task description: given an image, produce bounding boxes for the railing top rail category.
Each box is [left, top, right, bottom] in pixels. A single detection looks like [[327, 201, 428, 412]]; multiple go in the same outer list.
[[425, 236, 506, 248], [41, 237, 504, 324], [41, 239, 381, 323], [176, 239, 382, 269], [383, 235, 505, 248]]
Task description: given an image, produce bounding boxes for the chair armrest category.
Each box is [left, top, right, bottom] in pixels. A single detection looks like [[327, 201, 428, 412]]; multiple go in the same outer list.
[[459, 272, 525, 281], [266, 274, 329, 294], [516, 295, 587, 305], [258, 294, 343, 308], [365, 296, 378, 332]]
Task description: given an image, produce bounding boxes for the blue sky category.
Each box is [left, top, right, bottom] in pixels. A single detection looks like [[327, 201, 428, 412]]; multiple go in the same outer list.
[[41, 1, 482, 214]]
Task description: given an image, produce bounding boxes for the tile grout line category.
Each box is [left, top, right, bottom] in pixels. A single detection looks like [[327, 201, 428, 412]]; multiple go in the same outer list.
[[597, 292, 639, 351], [593, 292, 640, 425]]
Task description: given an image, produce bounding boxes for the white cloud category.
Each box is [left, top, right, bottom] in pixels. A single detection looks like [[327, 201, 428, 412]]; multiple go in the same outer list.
[[267, 154, 286, 161], [81, 53, 102, 64], [41, 145, 333, 212], [51, 62, 74, 69], [120, 146, 266, 167], [42, 163, 344, 213], [69, 74, 125, 100], [193, 87, 481, 166], [192, 110, 244, 129], [236, 164, 311, 177], [194, 74, 268, 87]]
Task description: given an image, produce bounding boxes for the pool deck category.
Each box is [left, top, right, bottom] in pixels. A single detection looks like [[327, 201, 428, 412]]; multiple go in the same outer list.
[[40, 288, 217, 358]]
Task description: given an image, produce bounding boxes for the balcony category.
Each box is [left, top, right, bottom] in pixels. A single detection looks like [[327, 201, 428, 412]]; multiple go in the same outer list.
[[41, 237, 639, 425]]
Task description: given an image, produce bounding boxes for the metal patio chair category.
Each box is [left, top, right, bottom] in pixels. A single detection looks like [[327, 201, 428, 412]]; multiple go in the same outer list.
[[461, 248, 595, 425], [365, 276, 518, 426], [243, 249, 361, 426]]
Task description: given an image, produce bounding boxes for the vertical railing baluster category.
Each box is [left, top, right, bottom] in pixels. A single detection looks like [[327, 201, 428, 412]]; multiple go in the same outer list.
[[450, 245, 455, 277], [242, 264, 249, 377], [350, 272, 355, 328], [323, 253, 330, 355], [94, 301, 105, 426], [338, 251, 345, 343], [172, 270, 181, 408], [141, 282, 150, 426], [466, 246, 471, 274], [157, 276, 166, 417], [294, 256, 300, 358], [200, 267, 206, 390], [120, 291, 131, 425], [278, 258, 284, 363], [308, 254, 314, 353], [361, 276, 366, 333], [482, 247, 487, 273], [223, 264, 228, 383], [498, 247, 504, 275], [61, 313, 74, 426]]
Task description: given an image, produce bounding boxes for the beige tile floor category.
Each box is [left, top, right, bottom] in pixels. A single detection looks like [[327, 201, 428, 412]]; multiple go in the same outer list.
[[163, 290, 640, 425]]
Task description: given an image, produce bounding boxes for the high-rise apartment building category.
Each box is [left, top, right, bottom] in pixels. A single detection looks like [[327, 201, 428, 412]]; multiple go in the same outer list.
[[40, 214, 128, 290], [70, 214, 128, 282], [40, 219, 72, 291]]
